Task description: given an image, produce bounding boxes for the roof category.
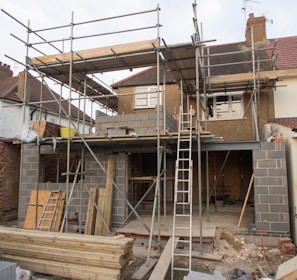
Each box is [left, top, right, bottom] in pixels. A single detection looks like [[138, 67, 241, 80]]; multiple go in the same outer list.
[[0, 72, 94, 123], [265, 36, 297, 70], [271, 118, 297, 129], [112, 65, 176, 88], [111, 36, 297, 93]]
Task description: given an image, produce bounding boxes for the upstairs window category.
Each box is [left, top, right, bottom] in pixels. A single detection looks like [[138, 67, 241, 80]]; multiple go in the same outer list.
[[135, 86, 161, 109], [207, 92, 243, 120]]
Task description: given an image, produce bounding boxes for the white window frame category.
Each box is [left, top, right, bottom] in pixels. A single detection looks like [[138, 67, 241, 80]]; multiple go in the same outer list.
[[206, 91, 244, 120], [134, 86, 161, 109]]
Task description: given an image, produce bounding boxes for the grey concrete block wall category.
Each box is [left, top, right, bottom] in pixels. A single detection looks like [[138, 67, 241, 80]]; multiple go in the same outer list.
[[20, 144, 128, 230], [253, 142, 290, 237], [19, 145, 85, 225], [84, 151, 128, 228], [19, 144, 40, 223], [95, 106, 177, 136]]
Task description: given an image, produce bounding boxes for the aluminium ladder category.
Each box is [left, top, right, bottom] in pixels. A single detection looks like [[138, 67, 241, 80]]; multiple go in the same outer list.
[[37, 191, 62, 231], [171, 106, 193, 279]]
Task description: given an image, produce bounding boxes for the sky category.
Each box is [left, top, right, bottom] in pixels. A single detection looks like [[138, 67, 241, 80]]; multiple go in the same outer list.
[[0, 0, 296, 115], [1, 0, 296, 83]]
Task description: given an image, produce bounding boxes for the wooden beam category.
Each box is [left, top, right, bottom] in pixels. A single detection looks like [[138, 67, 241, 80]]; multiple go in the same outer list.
[[149, 237, 177, 280], [237, 173, 254, 228], [206, 69, 297, 85], [131, 258, 157, 280], [85, 188, 98, 235], [31, 39, 157, 67], [95, 159, 116, 236]]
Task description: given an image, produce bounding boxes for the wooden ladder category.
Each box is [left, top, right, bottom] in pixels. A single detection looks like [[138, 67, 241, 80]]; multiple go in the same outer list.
[[37, 191, 62, 231]]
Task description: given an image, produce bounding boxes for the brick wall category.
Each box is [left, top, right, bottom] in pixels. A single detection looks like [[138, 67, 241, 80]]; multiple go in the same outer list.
[[0, 141, 20, 221], [253, 142, 290, 237]]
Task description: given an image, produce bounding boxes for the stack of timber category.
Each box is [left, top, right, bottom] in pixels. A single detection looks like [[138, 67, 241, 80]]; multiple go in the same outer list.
[[85, 158, 115, 236], [0, 226, 133, 280]]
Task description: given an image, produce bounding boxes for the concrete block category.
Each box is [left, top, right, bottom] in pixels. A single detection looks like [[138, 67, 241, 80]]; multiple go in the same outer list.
[[0, 261, 16, 280]]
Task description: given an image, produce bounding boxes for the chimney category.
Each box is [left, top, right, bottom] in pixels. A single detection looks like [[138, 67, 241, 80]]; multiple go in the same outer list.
[[245, 13, 267, 46], [0, 62, 13, 80]]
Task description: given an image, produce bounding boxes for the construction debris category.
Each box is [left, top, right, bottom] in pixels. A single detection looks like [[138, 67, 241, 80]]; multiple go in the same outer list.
[[278, 237, 297, 258]]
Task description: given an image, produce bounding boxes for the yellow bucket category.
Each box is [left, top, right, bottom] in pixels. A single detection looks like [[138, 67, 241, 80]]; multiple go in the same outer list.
[[60, 127, 76, 138]]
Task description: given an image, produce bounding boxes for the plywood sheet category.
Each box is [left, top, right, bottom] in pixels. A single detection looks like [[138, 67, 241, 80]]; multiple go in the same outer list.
[[23, 190, 65, 232]]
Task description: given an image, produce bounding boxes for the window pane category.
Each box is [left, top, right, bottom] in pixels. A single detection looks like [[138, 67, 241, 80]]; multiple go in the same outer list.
[[207, 92, 243, 120], [135, 96, 148, 106], [231, 95, 242, 117]]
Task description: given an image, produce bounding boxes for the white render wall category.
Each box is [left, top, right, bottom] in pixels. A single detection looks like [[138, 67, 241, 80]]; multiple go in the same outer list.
[[274, 78, 297, 118], [0, 100, 92, 139]]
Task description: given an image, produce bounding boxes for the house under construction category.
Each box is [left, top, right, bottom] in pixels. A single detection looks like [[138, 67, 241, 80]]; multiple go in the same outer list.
[[0, 2, 294, 279]]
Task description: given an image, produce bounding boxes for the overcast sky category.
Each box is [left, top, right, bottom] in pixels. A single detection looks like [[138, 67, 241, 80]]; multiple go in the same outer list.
[[1, 0, 296, 85]]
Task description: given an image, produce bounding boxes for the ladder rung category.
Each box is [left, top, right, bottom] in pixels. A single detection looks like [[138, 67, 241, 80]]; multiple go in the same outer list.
[[175, 226, 191, 229], [172, 267, 189, 272], [176, 181, 190, 184], [177, 239, 191, 243], [175, 213, 191, 217], [174, 253, 190, 257]]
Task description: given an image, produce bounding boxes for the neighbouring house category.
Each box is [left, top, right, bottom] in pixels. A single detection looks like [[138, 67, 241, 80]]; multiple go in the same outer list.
[[10, 8, 297, 245], [0, 65, 95, 221]]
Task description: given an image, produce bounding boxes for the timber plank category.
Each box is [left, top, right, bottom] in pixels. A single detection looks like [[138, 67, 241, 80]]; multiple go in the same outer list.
[[2, 254, 120, 280], [0, 242, 123, 269], [23, 190, 51, 229], [23, 190, 65, 231], [131, 258, 157, 280], [85, 188, 98, 235], [31, 39, 157, 66], [0, 227, 133, 280], [149, 237, 177, 280], [95, 159, 116, 236]]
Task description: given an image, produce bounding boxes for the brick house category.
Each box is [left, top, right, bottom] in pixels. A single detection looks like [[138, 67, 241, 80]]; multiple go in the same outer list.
[[0, 65, 94, 221], [13, 11, 297, 243]]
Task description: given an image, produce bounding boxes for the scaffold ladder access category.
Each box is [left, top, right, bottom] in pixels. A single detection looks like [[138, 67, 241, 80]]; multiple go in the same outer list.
[[171, 106, 193, 279], [37, 191, 62, 231]]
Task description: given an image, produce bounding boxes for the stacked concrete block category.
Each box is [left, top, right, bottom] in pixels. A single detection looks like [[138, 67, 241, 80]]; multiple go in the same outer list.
[[18, 144, 40, 224], [253, 142, 290, 237], [95, 106, 177, 136]]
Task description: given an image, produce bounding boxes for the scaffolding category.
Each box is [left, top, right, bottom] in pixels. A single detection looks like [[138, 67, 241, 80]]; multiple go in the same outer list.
[[1, 1, 279, 278]]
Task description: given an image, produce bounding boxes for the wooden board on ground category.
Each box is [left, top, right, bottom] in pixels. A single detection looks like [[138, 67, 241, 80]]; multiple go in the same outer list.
[[175, 249, 223, 261], [23, 190, 65, 231], [275, 256, 297, 280], [131, 258, 157, 280], [149, 237, 177, 280]]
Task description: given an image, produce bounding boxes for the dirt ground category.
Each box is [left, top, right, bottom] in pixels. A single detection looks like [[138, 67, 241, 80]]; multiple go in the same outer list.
[[128, 228, 289, 280]]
